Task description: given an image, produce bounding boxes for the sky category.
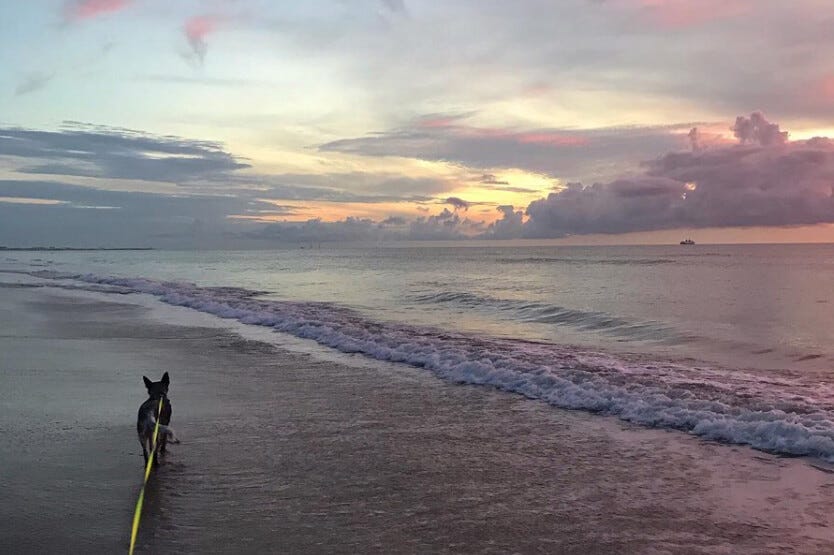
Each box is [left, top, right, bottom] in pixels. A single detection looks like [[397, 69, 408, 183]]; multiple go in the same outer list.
[[2, 0, 834, 247]]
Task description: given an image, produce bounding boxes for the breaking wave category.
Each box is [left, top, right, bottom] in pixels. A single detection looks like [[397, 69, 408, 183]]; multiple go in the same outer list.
[[11, 269, 834, 461], [409, 290, 680, 341], [496, 256, 677, 266]]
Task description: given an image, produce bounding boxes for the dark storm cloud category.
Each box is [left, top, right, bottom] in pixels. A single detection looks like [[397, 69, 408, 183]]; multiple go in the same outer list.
[[0, 122, 250, 183]]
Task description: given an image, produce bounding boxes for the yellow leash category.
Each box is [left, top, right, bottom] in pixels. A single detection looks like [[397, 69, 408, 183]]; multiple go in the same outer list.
[[129, 397, 164, 555]]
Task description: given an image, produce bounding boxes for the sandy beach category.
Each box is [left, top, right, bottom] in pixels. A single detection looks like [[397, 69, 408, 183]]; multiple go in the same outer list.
[[2, 283, 834, 554]]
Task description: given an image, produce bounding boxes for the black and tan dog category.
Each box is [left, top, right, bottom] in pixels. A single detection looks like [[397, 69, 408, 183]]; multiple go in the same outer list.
[[137, 372, 179, 466]]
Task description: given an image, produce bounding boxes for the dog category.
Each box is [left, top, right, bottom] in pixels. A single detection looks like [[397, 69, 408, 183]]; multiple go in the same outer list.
[[137, 372, 179, 466]]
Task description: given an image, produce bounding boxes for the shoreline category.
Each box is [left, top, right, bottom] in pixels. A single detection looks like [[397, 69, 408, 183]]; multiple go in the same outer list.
[[2, 284, 834, 553], [0, 247, 153, 252]]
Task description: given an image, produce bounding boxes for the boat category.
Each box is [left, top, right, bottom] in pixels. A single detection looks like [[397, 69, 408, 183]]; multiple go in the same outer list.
[[680, 238, 695, 245]]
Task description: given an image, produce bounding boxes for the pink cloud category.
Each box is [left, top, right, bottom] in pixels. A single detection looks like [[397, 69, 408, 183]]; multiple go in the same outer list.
[[611, 0, 751, 29], [520, 113, 834, 237], [184, 15, 222, 63], [515, 132, 590, 147], [820, 75, 834, 99], [731, 111, 788, 146], [686, 126, 735, 151], [521, 82, 553, 97], [414, 116, 589, 147], [321, 115, 687, 181], [458, 127, 590, 147], [417, 116, 460, 129], [804, 74, 834, 107], [65, 0, 130, 21]]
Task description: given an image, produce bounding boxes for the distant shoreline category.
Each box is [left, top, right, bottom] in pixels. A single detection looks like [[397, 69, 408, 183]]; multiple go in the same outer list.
[[0, 247, 153, 252]]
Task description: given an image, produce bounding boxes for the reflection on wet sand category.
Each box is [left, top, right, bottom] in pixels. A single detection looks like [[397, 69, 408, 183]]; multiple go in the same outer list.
[[1, 287, 833, 554]]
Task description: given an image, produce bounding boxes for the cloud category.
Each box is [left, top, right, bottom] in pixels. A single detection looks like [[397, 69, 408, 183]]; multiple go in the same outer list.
[[519, 113, 834, 237], [444, 196, 470, 211], [230, 171, 450, 204], [14, 73, 54, 96], [731, 111, 788, 146], [320, 114, 693, 182], [184, 15, 222, 64], [0, 121, 456, 222], [338, 174, 452, 196], [64, 0, 130, 22], [477, 174, 543, 193], [133, 1, 834, 126], [627, 0, 753, 29], [137, 74, 267, 88], [381, 0, 407, 14], [480, 184, 543, 194], [381, 216, 407, 225], [440, 196, 498, 212], [247, 207, 486, 244], [0, 122, 249, 183], [0, 179, 271, 248], [808, 74, 834, 108], [480, 173, 509, 185], [249, 217, 386, 243], [687, 127, 702, 151], [409, 208, 485, 240], [484, 205, 525, 238]]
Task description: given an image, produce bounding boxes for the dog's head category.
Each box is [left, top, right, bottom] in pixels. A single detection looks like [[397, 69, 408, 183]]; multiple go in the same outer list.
[[142, 372, 170, 399]]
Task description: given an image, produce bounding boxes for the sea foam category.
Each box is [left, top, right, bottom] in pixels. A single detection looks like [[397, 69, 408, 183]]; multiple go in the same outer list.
[[17, 269, 834, 461]]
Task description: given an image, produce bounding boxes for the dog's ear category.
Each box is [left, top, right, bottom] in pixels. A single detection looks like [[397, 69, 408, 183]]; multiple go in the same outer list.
[[161, 372, 170, 386], [143, 376, 152, 390]]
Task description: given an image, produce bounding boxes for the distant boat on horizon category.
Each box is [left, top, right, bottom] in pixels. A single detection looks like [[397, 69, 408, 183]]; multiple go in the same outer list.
[[680, 238, 695, 245]]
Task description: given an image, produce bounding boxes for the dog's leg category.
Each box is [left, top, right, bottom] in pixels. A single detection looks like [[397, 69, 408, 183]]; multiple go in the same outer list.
[[160, 402, 172, 456], [144, 433, 156, 468], [141, 441, 148, 465], [152, 439, 160, 468], [159, 424, 167, 456], [139, 429, 149, 465]]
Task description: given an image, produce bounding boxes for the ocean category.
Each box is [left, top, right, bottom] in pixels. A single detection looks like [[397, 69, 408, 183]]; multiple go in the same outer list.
[[3, 243, 834, 461]]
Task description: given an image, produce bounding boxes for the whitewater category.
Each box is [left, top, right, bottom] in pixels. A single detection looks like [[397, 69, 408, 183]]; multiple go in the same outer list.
[[6, 251, 834, 462]]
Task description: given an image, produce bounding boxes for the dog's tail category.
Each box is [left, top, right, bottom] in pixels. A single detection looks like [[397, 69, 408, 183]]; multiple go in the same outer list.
[[140, 416, 181, 444], [158, 424, 181, 444]]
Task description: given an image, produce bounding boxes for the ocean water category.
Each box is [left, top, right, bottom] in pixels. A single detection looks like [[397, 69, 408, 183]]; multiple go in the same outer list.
[[3, 243, 834, 460]]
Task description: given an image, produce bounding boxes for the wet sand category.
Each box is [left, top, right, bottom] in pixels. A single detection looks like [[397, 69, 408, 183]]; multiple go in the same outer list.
[[1, 285, 834, 554]]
